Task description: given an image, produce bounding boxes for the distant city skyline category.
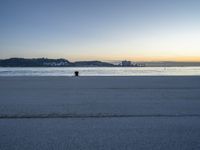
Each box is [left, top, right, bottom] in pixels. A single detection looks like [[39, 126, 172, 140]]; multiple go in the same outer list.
[[1, 0, 200, 62]]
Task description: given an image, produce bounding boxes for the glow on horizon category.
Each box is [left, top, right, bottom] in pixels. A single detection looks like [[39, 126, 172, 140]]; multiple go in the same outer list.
[[67, 56, 200, 62], [0, 0, 200, 62]]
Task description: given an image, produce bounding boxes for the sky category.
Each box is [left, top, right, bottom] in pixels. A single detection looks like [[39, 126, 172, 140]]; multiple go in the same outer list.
[[0, 0, 200, 62]]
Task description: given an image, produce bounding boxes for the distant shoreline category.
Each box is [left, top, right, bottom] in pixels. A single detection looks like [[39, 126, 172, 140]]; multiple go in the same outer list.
[[0, 58, 145, 67], [0, 58, 200, 67]]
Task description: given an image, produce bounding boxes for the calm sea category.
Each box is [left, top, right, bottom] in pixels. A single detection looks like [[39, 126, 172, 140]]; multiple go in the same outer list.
[[0, 67, 200, 76]]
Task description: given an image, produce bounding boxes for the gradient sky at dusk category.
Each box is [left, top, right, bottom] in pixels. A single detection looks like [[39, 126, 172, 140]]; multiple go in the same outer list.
[[0, 0, 200, 61]]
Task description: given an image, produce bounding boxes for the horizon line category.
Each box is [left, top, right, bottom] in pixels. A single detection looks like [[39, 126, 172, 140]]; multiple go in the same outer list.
[[1, 57, 200, 63]]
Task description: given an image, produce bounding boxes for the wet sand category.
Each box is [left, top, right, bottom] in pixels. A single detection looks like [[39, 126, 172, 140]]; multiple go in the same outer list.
[[0, 76, 200, 149]]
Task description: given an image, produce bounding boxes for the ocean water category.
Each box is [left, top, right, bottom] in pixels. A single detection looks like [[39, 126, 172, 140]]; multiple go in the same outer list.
[[0, 67, 200, 76]]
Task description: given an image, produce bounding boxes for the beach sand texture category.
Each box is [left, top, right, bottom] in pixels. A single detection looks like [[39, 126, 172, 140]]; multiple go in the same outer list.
[[0, 76, 200, 150]]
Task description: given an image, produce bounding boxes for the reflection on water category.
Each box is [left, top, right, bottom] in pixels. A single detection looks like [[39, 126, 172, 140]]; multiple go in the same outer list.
[[0, 67, 200, 76]]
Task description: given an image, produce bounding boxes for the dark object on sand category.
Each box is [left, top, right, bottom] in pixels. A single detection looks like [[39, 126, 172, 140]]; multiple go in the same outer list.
[[74, 71, 79, 76]]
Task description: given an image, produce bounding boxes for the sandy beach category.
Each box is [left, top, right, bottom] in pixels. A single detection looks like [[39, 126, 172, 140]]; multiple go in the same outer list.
[[0, 76, 200, 149]]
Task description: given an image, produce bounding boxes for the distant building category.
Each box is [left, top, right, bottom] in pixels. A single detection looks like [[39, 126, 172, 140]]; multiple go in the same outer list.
[[122, 60, 132, 66], [119, 60, 146, 67]]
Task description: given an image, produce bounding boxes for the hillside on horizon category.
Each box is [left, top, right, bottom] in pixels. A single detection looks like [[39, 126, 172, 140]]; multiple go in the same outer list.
[[0, 58, 200, 67]]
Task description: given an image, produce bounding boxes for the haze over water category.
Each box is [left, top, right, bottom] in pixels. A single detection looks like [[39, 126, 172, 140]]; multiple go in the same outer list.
[[1, 67, 200, 76]]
